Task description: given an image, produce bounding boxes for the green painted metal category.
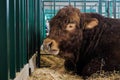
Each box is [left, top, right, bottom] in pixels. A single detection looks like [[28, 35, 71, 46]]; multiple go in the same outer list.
[[40, 0, 45, 44], [16, 0, 20, 72], [98, 0, 102, 14], [113, 0, 116, 18], [9, 0, 16, 79], [43, 0, 120, 21], [22, 0, 27, 66], [83, 0, 86, 12], [43, 3, 46, 39], [23, 0, 27, 65], [0, 0, 43, 79], [19, 0, 24, 69], [28, 0, 35, 58], [0, 0, 10, 80], [35, 0, 41, 67]]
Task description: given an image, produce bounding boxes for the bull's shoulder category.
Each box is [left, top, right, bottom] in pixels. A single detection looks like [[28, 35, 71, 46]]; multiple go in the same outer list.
[[83, 13, 105, 19], [105, 18, 120, 25]]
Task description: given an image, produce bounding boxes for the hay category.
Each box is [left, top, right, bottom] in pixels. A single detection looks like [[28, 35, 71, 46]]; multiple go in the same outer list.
[[28, 51, 120, 80], [29, 68, 82, 80]]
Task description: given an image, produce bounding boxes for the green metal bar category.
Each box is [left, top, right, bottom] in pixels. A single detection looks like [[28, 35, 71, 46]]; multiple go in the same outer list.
[[16, 0, 20, 72], [109, 1, 113, 18], [83, 0, 86, 12], [19, 0, 24, 69], [44, 7, 46, 39], [99, 0, 102, 14], [40, 0, 43, 45], [34, 0, 39, 51], [69, 0, 71, 5], [9, 0, 16, 79], [24, 0, 27, 64], [113, 0, 116, 18], [22, 0, 27, 64], [28, 0, 31, 59], [74, 2, 76, 8], [21, 0, 24, 67], [107, 1, 110, 17], [28, 0, 34, 58], [35, 0, 40, 68], [42, 1, 45, 40], [0, 0, 10, 80], [33, 0, 36, 53], [54, 0, 55, 15], [31, 0, 35, 56], [26, 0, 29, 64]]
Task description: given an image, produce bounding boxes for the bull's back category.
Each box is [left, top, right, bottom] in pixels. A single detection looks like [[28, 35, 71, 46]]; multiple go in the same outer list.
[[99, 18, 120, 64]]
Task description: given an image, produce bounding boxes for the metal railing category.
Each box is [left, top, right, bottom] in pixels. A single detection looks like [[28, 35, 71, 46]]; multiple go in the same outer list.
[[0, 0, 44, 80]]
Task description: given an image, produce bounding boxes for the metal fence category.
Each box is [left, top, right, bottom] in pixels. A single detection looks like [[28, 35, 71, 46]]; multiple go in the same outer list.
[[0, 0, 44, 80], [43, 0, 120, 22]]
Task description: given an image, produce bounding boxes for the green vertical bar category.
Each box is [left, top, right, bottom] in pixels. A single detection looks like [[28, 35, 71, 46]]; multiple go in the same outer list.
[[9, 0, 16, 79], [42, 1, 44, 41], [28, 0, 31, 55], [19, 0, 23, 69], [40, 0, 42, 45], [26, 0, 29, 64], [0, 0, 10, 80], [110, 1, 112, 17], [83, 0, 86, 12], [99, 0, 102, 14], [68, 0, 71, 5], [74, 2, 76, 8], [22, 0, 27, 65], [36, 0, 40, 68], [105, 1, 107, 17], [21, 0, 24, 67], [107, 1, 110, 17], [22, 0, 24, 66], [28, 0, 34, 58], [35, 0, 38, 51], [54, 0, 55, 16], [113, 0, 116, 18], [43, 1, 46, 39], [33, 0, 36, 54], [23, 0, 27, 64], [35, 0, 37, 52], [40, 0, 44, 45], [16, 0, 20, 72]]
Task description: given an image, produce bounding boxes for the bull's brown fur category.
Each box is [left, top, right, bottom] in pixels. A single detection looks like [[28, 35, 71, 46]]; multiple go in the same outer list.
[[43, 6, 120, 77]]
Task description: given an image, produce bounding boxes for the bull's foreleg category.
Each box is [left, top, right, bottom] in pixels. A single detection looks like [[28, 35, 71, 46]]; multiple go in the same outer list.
[[81, 58, 102, 77], [64, 59, 76, 72]]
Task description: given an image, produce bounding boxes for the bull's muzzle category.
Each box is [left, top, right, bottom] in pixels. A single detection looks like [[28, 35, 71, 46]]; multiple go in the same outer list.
[[42, 38, 59, 55]]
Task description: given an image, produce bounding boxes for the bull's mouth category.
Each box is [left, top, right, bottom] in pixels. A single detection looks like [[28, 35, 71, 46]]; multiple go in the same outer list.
[[49, 49, 59, 55], [43, 48, 59, 55]]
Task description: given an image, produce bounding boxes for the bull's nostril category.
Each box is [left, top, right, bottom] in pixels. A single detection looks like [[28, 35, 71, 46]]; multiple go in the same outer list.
[[48, 42, 52, 48]]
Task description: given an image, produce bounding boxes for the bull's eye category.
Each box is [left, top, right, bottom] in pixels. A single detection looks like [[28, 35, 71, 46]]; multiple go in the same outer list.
[[66, 23, 76, 32]]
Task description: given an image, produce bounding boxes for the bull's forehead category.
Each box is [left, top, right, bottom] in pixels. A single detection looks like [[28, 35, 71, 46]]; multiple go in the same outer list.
[[50, 11, 80, 28], [56, 10, 80, 23], [57, 7, 80, 23]]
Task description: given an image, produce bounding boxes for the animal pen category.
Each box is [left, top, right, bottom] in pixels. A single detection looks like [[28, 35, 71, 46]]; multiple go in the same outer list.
[[0, 0, 120, 80]]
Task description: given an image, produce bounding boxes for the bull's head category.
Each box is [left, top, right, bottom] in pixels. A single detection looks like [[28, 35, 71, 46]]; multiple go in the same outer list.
[[42, 6, 98, 57]]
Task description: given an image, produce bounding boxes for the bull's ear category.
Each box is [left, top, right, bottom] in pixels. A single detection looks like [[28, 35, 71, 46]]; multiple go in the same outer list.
[[85, 18, 99, 29]]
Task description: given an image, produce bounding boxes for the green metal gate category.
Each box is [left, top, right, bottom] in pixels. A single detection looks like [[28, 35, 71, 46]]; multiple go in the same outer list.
[[43, 0, 120, 23], [0, 0, 44, 80]]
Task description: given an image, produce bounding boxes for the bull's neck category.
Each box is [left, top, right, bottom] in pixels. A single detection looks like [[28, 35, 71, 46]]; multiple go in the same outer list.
[[80, 20, 107, 60]]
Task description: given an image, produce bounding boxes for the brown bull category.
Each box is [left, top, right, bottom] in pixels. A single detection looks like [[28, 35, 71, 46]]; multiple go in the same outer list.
[[42, 6, 120, 77]]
